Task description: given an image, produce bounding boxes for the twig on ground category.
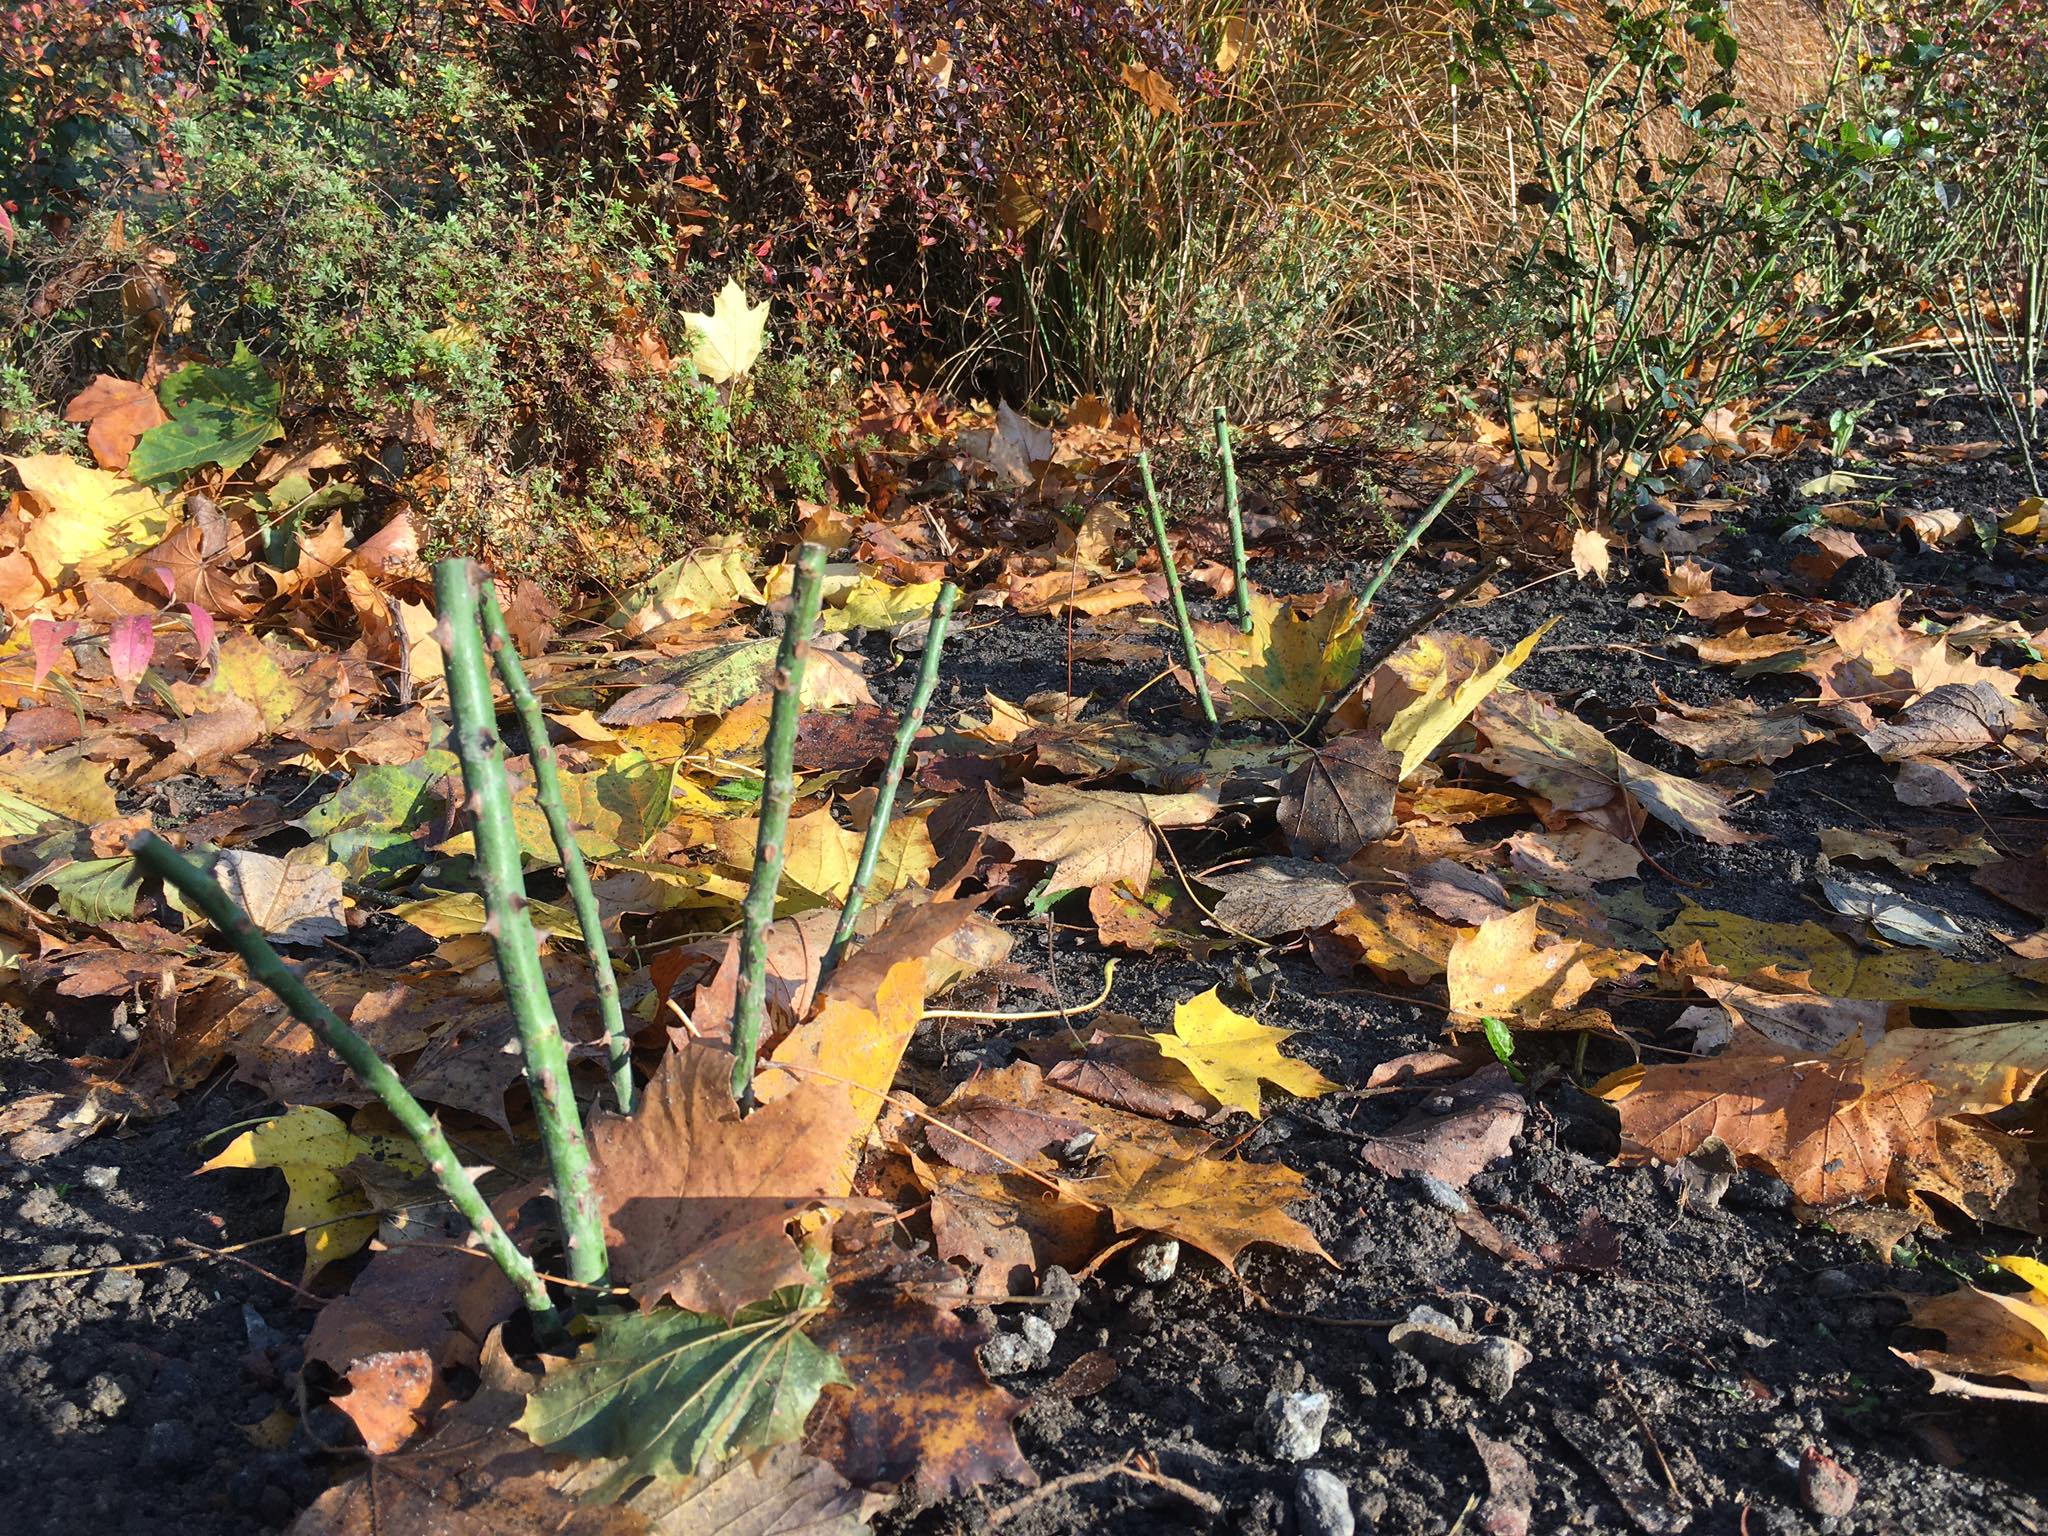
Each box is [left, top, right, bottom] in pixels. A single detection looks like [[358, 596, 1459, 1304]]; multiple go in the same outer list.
[[920, 958, 1118, 1021], [987, 1452, 1222, 1525]]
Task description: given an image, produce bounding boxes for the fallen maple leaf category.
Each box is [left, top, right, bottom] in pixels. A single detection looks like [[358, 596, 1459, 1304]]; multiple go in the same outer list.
[[925, 1061, 1329, 1271], [1858, 681, 2018, 761], [1600, 1020, 2048, 1219], [806, 1297, 1038, 1499], [1149, 987, 1336, 1117], [1446, 906, 1645, 1023], [1471, 689, 1752, 844], [1662, 901, 2048, 1010], [332, 1351, 436, 1455], [199, 1105, 422, 1281], [63, 375, 170, 470], [1359, 1063, 1524, 1189], [126, 344, 285, 484], [1067, 1140, 1330, 1271], [1276, 733, 1399, 859], [1316, 894, 1461, 985], [985, 784, 1218, 893], [5, 453, 175, 603], [1898, 1256, 2048, 1405], [1379, 620, 1554, 780], [586, 1040, 867, 1316], [569, 1443, 880, 1533], [714, 803, 934, 903], [304, 1233, 522, 1385], [1812, 595, 2020, 704], [1205, 857, 1355, 938], [610, 539, 766, 635], [0, 749, 121, 832], [1649, 695, 1829, 765], [1192, 585, 1366, 722], [517, 1267, 844, 1490], [211, 845, 348, 945], [290, 1387, 642, 1535]]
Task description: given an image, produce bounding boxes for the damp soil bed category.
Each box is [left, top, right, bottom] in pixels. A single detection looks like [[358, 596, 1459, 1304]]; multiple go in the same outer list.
[[8, 401, 2048, 1536]]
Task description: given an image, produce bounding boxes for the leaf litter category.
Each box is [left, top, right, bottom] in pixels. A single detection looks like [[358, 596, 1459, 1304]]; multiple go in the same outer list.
[[8, 390, 2048, 1535]]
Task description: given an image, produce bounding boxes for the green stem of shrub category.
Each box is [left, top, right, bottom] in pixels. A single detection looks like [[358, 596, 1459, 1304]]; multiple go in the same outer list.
[[822, 580, 959, 979], [732, 543, 829, 1111], [476, 585, 633, 1117], [1138, 450, 1218, 729], [434, 559, 608, 1291], [129, 832, 559, 1326], [1357, 465, 1477, 611], [1213, 407, 1252, 634]]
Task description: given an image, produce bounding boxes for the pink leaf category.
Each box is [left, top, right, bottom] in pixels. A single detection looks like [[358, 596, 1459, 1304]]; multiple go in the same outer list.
[[185, 602, 217, 659], [109, 615, 156, 696], [30, 619, 79, 687]]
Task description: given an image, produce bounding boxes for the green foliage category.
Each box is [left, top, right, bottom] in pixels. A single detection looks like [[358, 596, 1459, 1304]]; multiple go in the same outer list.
[[127, 344, 284, 483], [1449, 0, 1890, 515], [3, 38, 854, 591], [516, 1272, 844, 1494]]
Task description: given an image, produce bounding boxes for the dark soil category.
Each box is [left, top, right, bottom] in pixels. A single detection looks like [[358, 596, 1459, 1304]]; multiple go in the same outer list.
[[7, 370, 2048, 1536]]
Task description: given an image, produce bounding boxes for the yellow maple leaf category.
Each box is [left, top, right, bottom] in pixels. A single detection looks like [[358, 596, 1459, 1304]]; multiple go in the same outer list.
[[1192, 586, 1365, 723], [7, 453, 174, 594], [713, 805, 935, 904], [198, 1105, 422, 1281], [610, 536, 765, 636], [0, 749, 120, 833], [1446, 905, 1646, 1023], [388, 890, 584, 940], [683, 279, 771, 384], [1150, 987, 1336, 1117], [1381, 619, 1555, 780], [822, 574, 944, 633]]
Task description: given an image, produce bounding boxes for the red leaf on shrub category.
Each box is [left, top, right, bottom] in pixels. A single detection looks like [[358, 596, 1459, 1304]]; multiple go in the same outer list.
[[108, 615, 155, 699], [30, 618, 78, 687]]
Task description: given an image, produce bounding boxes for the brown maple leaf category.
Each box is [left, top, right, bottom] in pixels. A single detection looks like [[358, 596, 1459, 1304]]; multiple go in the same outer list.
[[588, 1040, 868, 1316]]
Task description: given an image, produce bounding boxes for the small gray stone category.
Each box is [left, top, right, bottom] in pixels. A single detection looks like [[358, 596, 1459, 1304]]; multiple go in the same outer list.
[[143, 1418, 201, 1474], [1129, 1237, 1181, 1284], [16, 1186, 67, 1227], [1038, 1265, 1080, 1329], [1812, 1268, 1856, 1300], [1461, 1335, 1525, 1401], [1389, 1305, 1530, 1401], [92, 1268, 143, 1306], [81, 1166, 120, 1193], [1019, 1314, 1056, 1365], [980, 1331, 1038, 1378], [1258, 1388, 1330, 1461], [1412, 1173, 1470, 1215], [83, 1373, 129, 1419], [1295, 1468, 1356, 1536]]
